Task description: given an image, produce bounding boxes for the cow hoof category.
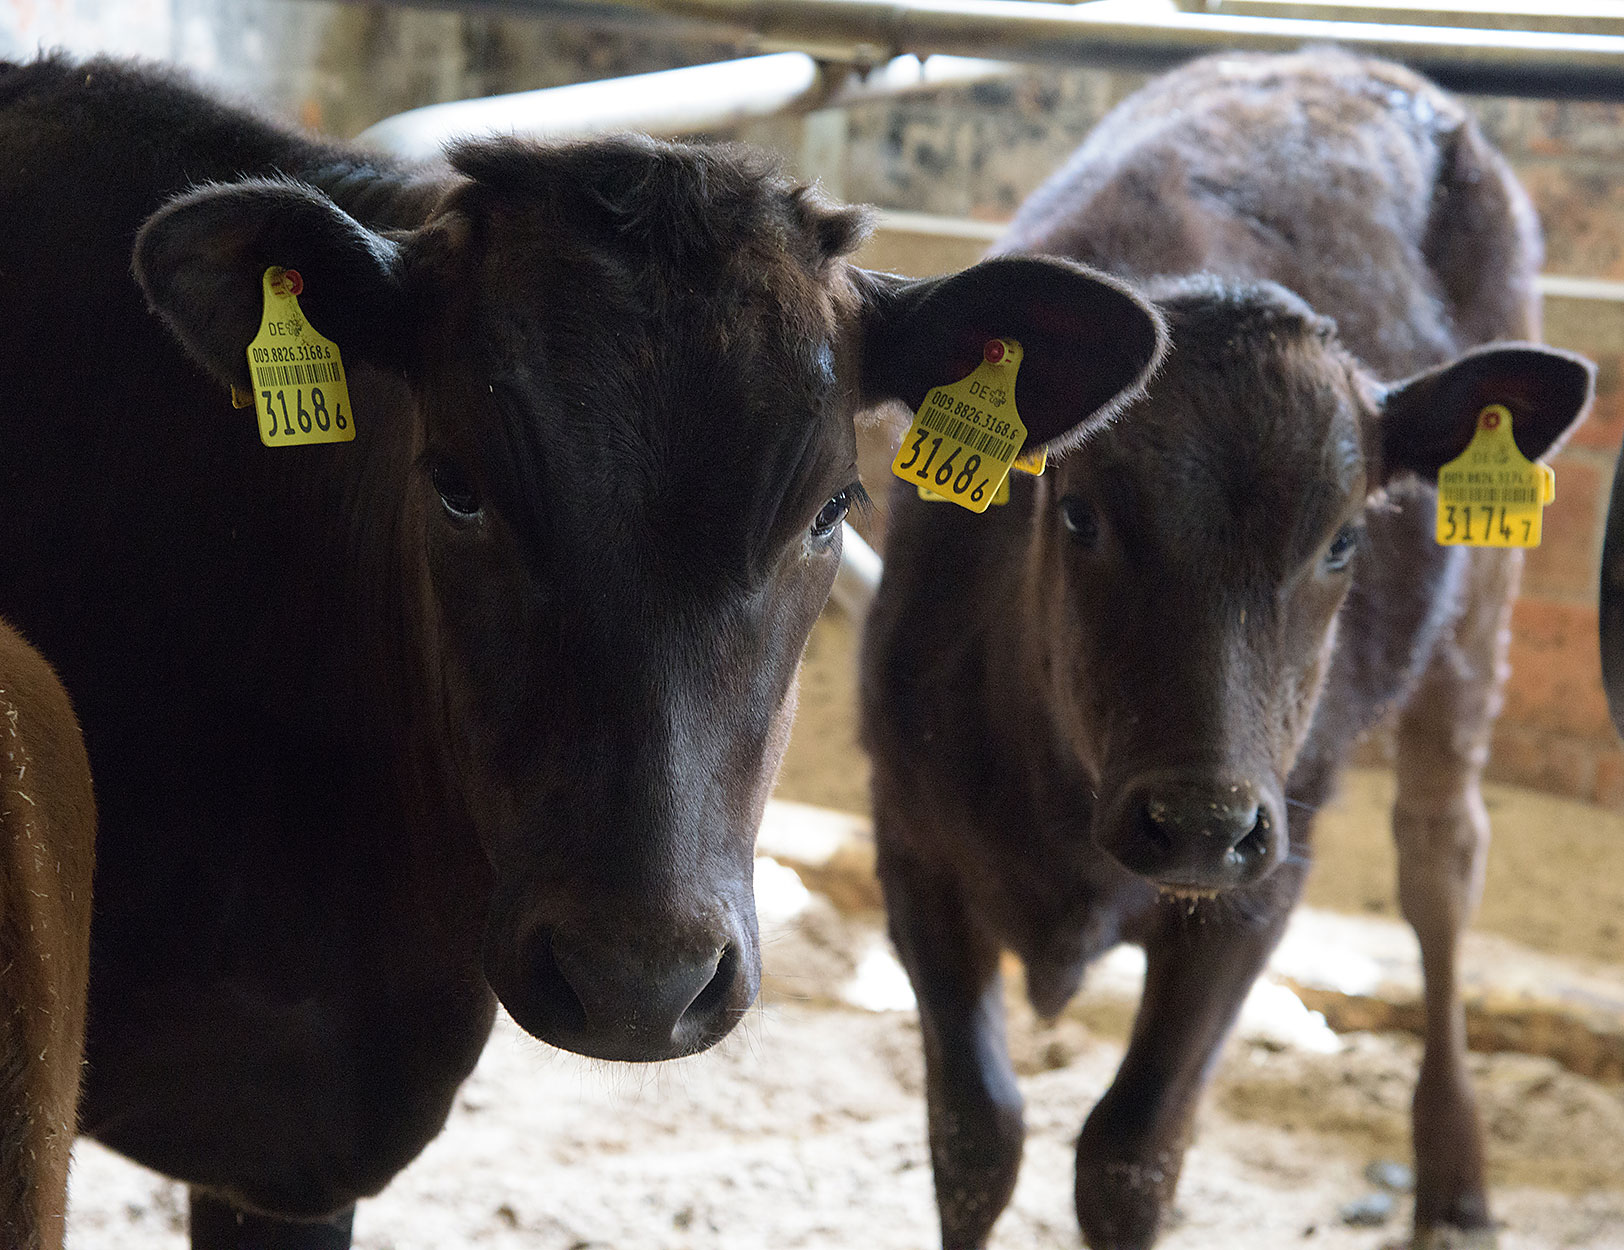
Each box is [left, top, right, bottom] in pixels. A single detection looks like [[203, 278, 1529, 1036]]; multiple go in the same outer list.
[[1413, 1225, 1498, 1250], [1075, 1157, 1170, 1250]]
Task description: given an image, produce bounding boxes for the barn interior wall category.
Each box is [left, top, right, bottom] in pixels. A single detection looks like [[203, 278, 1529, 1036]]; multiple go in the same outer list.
[[5, 0, 1622, 806]]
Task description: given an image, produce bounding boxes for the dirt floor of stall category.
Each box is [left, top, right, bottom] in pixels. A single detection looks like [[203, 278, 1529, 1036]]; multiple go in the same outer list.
[[67, 608, 1624, 1249]]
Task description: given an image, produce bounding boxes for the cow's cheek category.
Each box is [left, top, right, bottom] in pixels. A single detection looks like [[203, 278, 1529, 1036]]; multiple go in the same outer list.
[[1275, 596, 1347, 772], [752, 677, 799, 824], [423, 547, 549, 864], [720, 539, 833, 841], [1049, 573, 1114, 780]]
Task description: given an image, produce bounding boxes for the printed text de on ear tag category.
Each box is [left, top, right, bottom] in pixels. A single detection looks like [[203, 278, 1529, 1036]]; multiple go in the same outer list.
[[247, 267, 355, 447], [892, 338, 1027, 513], [1435, 404, 1551, 548]]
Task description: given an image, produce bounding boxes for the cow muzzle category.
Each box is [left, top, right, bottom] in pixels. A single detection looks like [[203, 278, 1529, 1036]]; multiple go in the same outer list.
[[484, 901, 758, 1063], [1096, 770, 1285, 891]]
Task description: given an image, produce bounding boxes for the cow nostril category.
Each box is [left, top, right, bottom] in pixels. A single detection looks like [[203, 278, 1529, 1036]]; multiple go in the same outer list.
[[685, 943, 738, 1023], [530, 930, 588, 1036], [1227, 805, 1272, 866], [1136, 800, 1174, 853]]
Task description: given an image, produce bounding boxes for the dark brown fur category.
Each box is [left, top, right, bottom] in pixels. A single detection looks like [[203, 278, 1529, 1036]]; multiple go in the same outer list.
[[0, 621, 94, 1250], [0, 55, 1162, 1249], [863, 50, 1593, 1250]]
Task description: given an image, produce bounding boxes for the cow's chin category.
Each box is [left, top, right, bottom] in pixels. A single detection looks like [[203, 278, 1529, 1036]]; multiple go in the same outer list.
[[481, 894, 760, 1064]]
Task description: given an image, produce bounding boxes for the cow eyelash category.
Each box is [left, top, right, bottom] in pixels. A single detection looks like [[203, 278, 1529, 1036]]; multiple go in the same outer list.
[[810, 482, 870, 543]]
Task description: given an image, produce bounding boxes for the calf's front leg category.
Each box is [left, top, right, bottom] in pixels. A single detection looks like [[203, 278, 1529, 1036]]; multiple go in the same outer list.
[[1075, 882, 1297, 1250], [1390, 547, 1520, 1250], [878, 837, 1023, 1250]]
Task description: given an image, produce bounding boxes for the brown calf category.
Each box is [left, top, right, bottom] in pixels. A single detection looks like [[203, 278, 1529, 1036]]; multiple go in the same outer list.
[[863, 50, 1593, 1250], [0, 620, 94, 1250]]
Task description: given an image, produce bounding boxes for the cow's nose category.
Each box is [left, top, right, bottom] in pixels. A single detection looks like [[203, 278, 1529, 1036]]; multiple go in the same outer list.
[[1098, 775, 1283, 890], [515, 926, 753, 1063]]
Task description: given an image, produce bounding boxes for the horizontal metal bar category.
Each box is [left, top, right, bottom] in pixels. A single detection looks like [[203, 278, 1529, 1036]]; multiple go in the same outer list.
[[360, 51, 826, 155], [359, 49, 1014, 156], [1188, 0, 1624, 39], [332, 0, 1624, 100]]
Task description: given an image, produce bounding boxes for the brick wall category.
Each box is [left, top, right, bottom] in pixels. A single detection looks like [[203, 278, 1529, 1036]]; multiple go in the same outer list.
[[1499, 289, 1624, 806], [6, 0, 1624, 804]]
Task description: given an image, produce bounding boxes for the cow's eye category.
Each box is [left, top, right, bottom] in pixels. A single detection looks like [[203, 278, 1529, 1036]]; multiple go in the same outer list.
[[1059, 494, 1099, 547], [1324, 523, 1360, 572], [810, 488, 853, 542], [430, 457, 482, 522]]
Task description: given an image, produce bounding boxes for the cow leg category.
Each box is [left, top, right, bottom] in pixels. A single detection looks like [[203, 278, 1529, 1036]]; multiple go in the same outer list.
[[1075, 890, 1296, 1250], [879, 842, 1022, 1250], [189, 1192, 354, 1250], [1390, 548, 1519, 1249]]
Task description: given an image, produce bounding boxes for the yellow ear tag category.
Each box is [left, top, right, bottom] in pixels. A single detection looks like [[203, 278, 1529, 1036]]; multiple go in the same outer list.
[[919, 475, 1010, 506], [918, 432, 1044, 506], [1434, 404, 1551, 548], [893, 337, 1027, 513], [246, 266, 356, 447], [1012, 446, 1047, 476]]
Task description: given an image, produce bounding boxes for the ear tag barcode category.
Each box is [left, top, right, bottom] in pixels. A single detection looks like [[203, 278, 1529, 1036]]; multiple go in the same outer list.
[[893, 338, 1027, 513], [1435, 404, 1552, 548], [247, 266, 355, 447]]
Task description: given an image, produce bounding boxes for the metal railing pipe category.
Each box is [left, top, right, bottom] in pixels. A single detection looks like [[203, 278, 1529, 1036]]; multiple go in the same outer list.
[[360, 51, 826, 156], [337, 0, 1624, 100], [359, 50, 1014, 155], [1187, 0, 1624, 39]]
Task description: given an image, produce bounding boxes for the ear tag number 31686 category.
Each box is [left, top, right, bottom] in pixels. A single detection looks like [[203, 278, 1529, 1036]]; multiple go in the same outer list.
[[1434, 404, 1555, 549], [893, 338, 1028, 513], [246, 266, 356, 447]]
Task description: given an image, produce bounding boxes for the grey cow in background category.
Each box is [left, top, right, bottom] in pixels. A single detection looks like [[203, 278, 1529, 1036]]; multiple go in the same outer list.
[[863, 48, 1593, 1250]]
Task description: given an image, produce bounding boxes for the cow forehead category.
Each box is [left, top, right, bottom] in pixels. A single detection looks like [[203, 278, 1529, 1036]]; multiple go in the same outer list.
[[1078, 308, 1366, 569], [416, 146, 866, 582], [485, 260, 843, 458], [442, 137, 855, 349], [460, 179, 845, 422], [447, 263, 851, 590]]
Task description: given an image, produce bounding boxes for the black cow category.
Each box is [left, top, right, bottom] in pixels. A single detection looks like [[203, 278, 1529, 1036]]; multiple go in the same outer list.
[[0, 55, 1164, 1250]]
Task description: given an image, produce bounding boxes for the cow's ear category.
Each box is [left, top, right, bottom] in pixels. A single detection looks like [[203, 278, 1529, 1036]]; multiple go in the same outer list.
[[850, 256, 1166, 452], [133, 177, 407, 395], [1379, 343, 1595, 482]]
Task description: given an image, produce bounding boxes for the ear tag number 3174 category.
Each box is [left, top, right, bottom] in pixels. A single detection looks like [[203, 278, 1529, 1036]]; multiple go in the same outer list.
[[893, 338, 1028, 513], [1434, 404, 1555, 548], [246, 266, 356, 447]]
